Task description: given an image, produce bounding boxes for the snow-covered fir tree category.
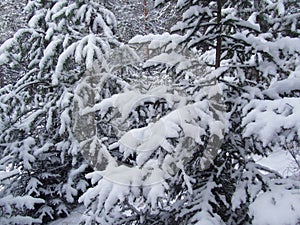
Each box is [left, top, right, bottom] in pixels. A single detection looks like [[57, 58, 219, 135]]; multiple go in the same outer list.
[[129, 0, 300, 224], [79, 0, 300, 224], [0, 0, 299, 224], [0, 0, 120, 223], [77, 41, 225, 224]]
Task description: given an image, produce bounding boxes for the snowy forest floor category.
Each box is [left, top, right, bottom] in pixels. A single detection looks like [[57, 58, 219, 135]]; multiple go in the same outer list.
[[49, 206, 85, 225]]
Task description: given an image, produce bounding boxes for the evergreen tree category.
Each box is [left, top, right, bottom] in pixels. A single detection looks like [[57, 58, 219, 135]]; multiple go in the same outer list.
[[0, 0, 299, 224], [78, 41, 225, 224], [133, 0, 300, 224], [0, 0, 119, 223], [79, 0, 300, 224]]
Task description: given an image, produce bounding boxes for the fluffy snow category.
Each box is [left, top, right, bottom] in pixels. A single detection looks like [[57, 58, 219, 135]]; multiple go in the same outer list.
[[250, 187, 300, 225], [242, 98, 300, 146], [129, 33, 184, 51], [144, 52, 190, 68], [0, 195, 45, 211], [254, 149, 298, 177], [265, 76, 300, 99]]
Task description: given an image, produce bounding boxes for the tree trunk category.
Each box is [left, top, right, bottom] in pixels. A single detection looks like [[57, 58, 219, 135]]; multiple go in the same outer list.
[[215, 0, 222, 68]]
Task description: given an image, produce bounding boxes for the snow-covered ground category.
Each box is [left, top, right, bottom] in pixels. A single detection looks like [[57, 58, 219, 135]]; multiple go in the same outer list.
[[49, 206, 85, 225], [250, 186, 300, 225]]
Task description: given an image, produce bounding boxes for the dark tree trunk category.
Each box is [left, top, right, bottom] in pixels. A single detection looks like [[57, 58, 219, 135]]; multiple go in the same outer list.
[[215, 0, 222, 68]]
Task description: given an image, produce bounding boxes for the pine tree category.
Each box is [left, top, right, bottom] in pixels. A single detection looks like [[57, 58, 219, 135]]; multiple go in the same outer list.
[[142, 0, 300, 224], [0, 0, 299, 224], [78, 0, 300, 224], [78, 40, 226, 224], [0, 0, 119, 223]]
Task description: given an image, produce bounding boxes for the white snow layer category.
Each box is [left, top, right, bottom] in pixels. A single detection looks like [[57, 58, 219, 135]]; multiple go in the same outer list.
[[242, 97, 300, 146], [250, 187, 300, 225]]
